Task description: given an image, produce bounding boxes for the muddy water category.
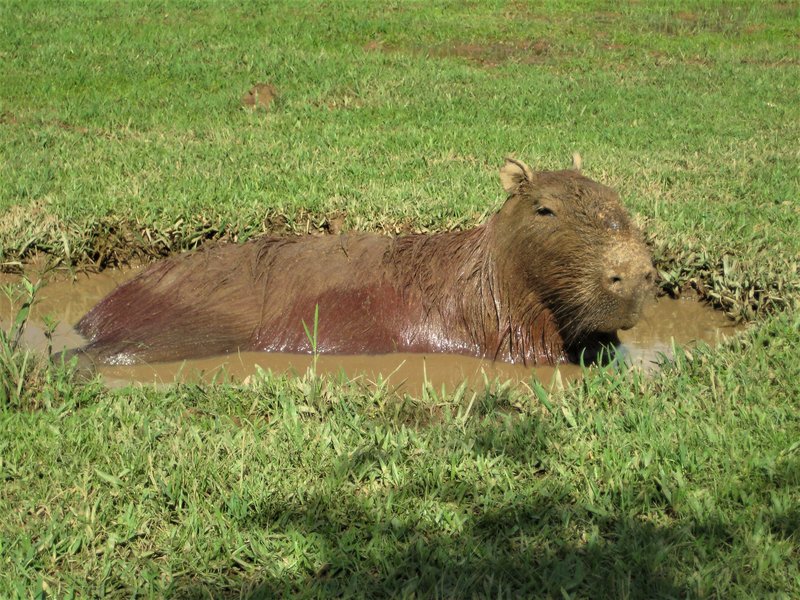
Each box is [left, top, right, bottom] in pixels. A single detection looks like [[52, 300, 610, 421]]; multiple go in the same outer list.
[[1, 269, 741, 394]]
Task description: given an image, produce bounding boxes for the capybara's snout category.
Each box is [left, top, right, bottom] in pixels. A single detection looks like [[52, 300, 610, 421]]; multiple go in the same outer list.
[[600, 241, 655, 330], [603, 250, 655, 298]]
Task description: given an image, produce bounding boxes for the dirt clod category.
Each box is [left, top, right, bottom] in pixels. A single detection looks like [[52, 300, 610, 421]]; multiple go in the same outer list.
[[241, 83, 277, 110]]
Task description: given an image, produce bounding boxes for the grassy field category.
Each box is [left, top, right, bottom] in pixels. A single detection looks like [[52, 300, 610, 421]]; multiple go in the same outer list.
[[1, 0, 799, 597]]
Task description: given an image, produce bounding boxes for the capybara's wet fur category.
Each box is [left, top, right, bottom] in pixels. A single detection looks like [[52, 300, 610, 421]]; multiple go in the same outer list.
[[76, 157, 655, 366]]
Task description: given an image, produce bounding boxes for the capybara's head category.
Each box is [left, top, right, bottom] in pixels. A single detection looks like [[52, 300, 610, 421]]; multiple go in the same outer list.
[[493, 155, 655, 340]]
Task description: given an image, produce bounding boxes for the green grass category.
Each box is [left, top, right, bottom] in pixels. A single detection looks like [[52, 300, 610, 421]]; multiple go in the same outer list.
[[1, 0, 799, 597]]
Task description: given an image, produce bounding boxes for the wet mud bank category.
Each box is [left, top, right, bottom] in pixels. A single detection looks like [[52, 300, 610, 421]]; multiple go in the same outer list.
[[1, 268, 742, 395]]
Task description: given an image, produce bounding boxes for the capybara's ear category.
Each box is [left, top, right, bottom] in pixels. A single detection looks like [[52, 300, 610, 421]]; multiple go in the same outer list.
[[571, 152, 583, 171], [500, 157, 534, 193]]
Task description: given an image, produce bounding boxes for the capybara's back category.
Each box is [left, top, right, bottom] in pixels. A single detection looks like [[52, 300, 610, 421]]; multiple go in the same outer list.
[[77, 241, 267, 364], [76, 234, 396, 365]]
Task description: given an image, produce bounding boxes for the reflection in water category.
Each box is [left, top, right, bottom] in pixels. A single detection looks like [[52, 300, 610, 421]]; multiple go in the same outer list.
[[1, 268, 742, 394]]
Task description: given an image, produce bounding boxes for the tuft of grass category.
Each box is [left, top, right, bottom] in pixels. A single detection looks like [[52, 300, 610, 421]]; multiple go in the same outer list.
[[1, 279, 98, 411], [0, 278, 40, 407]]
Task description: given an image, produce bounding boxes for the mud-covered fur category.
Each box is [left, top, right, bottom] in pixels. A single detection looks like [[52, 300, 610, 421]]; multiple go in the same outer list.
[[75, 157, 654, 366]]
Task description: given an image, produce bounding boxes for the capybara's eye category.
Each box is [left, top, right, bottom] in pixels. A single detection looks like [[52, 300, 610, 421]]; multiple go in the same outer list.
[[536, 206, 555, 217]]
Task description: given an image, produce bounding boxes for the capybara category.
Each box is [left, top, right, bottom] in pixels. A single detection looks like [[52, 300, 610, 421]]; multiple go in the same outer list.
[[75, 156, 655, 366]]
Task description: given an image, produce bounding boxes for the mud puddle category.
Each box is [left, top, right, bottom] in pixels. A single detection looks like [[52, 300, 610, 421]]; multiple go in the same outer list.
[[1, 268, 742, 394]]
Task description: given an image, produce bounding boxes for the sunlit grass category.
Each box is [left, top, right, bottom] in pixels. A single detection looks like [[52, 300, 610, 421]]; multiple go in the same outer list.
[[0, 0, 798, 597]]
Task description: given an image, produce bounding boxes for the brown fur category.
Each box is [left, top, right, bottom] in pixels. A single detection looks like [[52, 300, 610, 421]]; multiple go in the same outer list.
[[75, 157, 655, 366]]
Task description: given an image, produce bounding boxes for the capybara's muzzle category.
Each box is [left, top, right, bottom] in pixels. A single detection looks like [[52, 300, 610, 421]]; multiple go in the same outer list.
[[600, 241, 656, 331]]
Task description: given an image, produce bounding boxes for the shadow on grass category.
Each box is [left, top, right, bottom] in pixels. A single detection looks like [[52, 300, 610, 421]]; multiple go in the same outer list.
[[165, 420, 798, 599], [169, 497, 689, 598]]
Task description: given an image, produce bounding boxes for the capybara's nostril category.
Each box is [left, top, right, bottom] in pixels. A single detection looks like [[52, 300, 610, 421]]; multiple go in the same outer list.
[[632, 265, 656, 287], [605, 262, 652, 295]]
